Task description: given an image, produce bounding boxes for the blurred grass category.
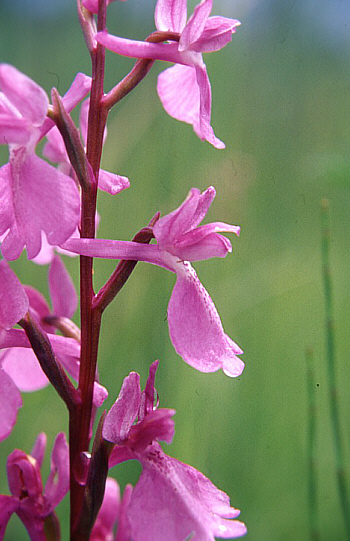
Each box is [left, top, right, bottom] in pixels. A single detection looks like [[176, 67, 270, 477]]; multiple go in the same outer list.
[[1, 0, 350, 540]]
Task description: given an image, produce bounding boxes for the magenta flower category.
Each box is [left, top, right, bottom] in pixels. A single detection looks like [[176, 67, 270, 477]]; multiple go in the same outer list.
[[62, 186, 244, 377], [0, 432, 69, 541], [96, 0, 240, 148], [43, 98, 130, 196], [0, 64, 91, 260], [103, 361, 247, 540], [0, 256, 107, 441], [0, 260, 29, 330]]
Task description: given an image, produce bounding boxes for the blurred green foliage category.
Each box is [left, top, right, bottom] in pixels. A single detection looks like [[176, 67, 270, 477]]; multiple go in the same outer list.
[[1, 1, 349, 540]]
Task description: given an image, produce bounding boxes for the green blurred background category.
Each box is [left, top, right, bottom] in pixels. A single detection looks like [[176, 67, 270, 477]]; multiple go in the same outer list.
[[1, 0, 350, 539]]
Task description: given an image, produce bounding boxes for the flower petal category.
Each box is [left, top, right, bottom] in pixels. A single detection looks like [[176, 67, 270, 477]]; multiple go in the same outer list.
[[98, 169, 130, 195], [155, 0, 188, 33], [153, 187, 201, 248], [0, 64, 49, 125], [0, 115, 31, 145], [103, 372, 141, 444], [128, 443, 246, 541], [0, 367, 22, 442], [1, 154, 80, 260], [167, 263, 244, 376], [0, 261, 29, 329], [191, 17, 240, 53], [31, 433, 47, 468], [139, 359, 159, 421], [39, 72, 92, 141], [49, 255, 77, 319], [1, 348, 49, 392], [172, 222, 240, 261], [43, 432, 69, 511], [179, 0, 212, 51], [157, 64, 200, 135], [0, 495, 19, 538], [194, 64, 225, 149]]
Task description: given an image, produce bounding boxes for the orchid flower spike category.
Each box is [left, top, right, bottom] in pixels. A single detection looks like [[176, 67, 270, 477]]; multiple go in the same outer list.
[[0, 64, 91, 260], [96, 0, 240, 148], [103, 361, 247, 540], [0, 432, 69, 541], [62, 186, 244, 378]]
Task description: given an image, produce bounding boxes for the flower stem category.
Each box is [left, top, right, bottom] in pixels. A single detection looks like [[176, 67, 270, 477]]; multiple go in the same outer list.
[[305, 346, 320, 541], [321, 198, 350, 537], [70, 1, 107, 537]]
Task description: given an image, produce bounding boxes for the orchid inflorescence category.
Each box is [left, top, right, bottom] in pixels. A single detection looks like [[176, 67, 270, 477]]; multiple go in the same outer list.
[[0, 0, 246, 539]]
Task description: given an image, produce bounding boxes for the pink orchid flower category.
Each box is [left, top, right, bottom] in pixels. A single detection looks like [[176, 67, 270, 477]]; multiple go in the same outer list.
[[103, 361, 247, 540], [0, 64, 91, 261], [0, 256, 107, 442], [90, 477, 133, 541], [43, 98, 130, 196], [62, 187, 244, 377], [0, 260, 29, 331], [0, 432, 69, 541], [96, 0, 240, 148]]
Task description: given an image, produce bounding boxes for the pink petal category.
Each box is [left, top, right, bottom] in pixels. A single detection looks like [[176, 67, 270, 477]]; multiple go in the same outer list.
[[157, 64, 200, 133], [115, 484, 133, 541], [167, 263, 244, 376], [172, 231, 232, 261], [42, 125, 68, 164], [7, 448, 43, 498], [98, 169, 130, 195], [129, 409, 176, 452], [24, 285, 53, 332], [31, 433, 47, 468], [187, 185, 216, 230], [139, 359, 159, 421], [30, 233, 57, 266], [155, 0, 188, 33], [0, 115, 31, 144], [39, 72, 92, 141], [179, 0, 212, 51], [49, 255, 77, 319], [1, 154, 80, 260], [172, 222, 240, 261], [128, 443, 246, 541], [194, 64, 225, 149], [0, 367, 22, 442], [153, 188, 202, 248], [109, 446, 136, 468], [93, 381, 109, 407], [0, 495, 19, 539], [0, 164, 20, 255], [43, 432, 69, 511], [0, 64, 49, 125], [103, 372, 141, 444], [1, 348, 49, 392], [0, 261, 29, 329], [191, 17, 240, 53]]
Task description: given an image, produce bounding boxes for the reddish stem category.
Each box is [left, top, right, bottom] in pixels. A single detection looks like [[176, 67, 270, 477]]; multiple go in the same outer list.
[[70, 1, 107, 537]]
